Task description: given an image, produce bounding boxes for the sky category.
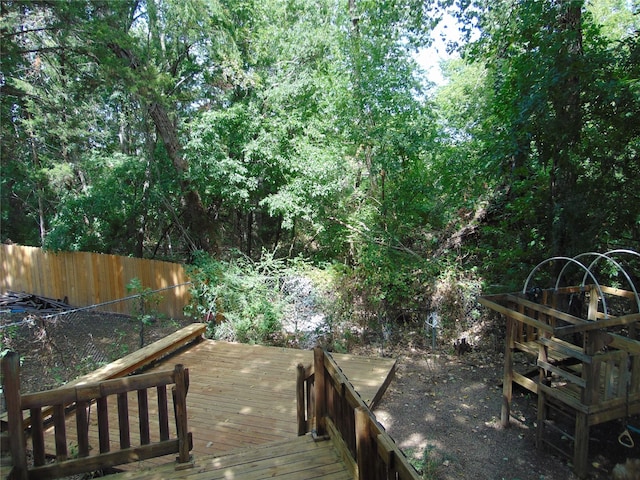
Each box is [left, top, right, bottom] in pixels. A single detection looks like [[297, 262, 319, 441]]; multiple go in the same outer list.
[[414, 12, 461, 86]]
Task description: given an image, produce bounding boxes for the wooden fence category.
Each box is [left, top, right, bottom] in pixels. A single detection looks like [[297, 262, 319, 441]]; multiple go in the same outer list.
[[297, 347, 421, 480], [0, 244, 191, 318]]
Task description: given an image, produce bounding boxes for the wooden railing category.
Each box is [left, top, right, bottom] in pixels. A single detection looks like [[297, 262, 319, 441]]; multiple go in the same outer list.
[[2, 352, 192, 480], [297, 347, 420, 480]]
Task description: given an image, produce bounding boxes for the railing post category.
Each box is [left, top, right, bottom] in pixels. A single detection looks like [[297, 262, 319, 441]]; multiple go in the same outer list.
[[2, 351, 28, 480], [313, 347, 326, 436], [501, 315, 514, 427], [355, 406, 372, 480], [173, 364, 192, 466], [296, 363, 307, 435]]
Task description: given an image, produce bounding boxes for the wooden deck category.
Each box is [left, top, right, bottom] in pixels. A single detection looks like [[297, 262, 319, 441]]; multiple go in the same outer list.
[[104, 435, 351, 480], [42, 338, 396, 473], [149, 340, 394, 460]]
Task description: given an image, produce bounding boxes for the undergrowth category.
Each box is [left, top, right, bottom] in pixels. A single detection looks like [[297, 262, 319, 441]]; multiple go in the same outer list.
[[185, 249, 489, 353]]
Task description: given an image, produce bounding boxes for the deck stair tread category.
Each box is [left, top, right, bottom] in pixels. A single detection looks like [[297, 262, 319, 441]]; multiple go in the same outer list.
[[107, 435, 351, 480]]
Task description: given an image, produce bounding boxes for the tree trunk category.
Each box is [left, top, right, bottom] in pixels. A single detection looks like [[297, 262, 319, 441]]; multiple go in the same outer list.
[[147, 101, 217, 253], [108, 42, 218, 254]]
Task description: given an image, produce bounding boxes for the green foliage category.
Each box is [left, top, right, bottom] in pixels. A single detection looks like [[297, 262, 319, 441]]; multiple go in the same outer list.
[[44, 152, 178, 254], [443, 0, 640, 287], [126, 277, 163, 348], [405, 443, 455, 479], [3, 0, 640, 346], [185, 250, 293, 344]]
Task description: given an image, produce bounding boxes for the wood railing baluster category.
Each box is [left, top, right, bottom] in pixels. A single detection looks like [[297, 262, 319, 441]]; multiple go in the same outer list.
[[97, 396, 110, 453], [1, 352, 27, 480], [138, 388, 150, 445], [30, 407, 45, 466], [173, 364, 190, 464], [117, 392, 131, 449], [2, 355, 192, 480], [299, 347, 420, 480], [53, 403, 68, 461], [296, 363, 306, 435], [313, 347, 326, 436], [75, 400, 90, 457], [157, 385, 169, 441]]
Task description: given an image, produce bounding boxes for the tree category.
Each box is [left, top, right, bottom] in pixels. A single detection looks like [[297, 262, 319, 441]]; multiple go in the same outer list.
[[451, 0, 640, 283], [1, 0, 256, 255]]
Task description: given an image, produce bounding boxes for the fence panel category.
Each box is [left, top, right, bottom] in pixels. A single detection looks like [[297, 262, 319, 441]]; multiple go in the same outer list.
[[0, 244, 191, 318]]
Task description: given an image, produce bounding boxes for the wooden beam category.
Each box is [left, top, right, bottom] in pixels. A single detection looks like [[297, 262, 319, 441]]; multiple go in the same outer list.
[[555, 312, 640, 335], [2, 352, 28, 480], [355, 406, 372, 480], [27, 439, 184, 480], [296, 364, 307, 436], [66, 323, 205, 386], [314, 347, 327, 436], [478, 296, 554, 333]]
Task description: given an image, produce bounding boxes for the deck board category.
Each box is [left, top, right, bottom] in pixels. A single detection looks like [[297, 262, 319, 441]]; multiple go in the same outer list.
[[41, 339, 396, 473], [105, 435, 352, 480]]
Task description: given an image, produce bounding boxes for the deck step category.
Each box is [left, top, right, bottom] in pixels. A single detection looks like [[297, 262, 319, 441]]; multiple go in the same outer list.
[[106, 435, 352, 480]]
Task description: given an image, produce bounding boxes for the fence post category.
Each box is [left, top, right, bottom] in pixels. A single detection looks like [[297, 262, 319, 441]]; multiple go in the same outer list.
[[2, 351, 28, 480], [173, 364, 192, 466], [313, 347, 326, 437]]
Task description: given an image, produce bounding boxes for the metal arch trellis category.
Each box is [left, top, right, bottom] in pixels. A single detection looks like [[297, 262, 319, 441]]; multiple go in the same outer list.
[[522, 249, 640, 320], [581, 250, 640, 313], [522, 256, 609, 318], [556, 252, 638, 314]]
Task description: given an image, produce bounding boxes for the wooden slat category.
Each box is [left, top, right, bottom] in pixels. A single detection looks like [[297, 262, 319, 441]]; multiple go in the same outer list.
[[53, 404, 67, 461], [118, 392, 131, 449], [554, 312, 640, 335], [20, 369, 177, 409], [539, 384, 589, 414], [157, 385, 169, 441], [478, 296, 554, 333], [538, 360, 586, 388], [97, 397, 110, 453], [512, 371, 538, 394], [65, 323, 205, 387], [103, 435, 352, 480], [138, 389, 151, 445], [76, 401, 90, 457], [29, 439, 185, 480], [30, 408, 45, 466], [538, 337, 592, 364]]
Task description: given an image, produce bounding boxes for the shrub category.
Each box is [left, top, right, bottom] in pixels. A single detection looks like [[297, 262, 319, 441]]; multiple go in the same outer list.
[[185, 250, 289, 345]]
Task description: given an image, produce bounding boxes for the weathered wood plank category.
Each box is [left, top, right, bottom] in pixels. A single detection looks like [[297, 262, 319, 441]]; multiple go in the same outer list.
[[118, 392, 131, 449], [67, 323, 205, 387], [28, 439, 184, 480], [101, 435, 351, 480]]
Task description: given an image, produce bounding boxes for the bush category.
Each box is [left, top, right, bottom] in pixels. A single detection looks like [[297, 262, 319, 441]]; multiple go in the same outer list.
[[185, 250, 290, 345]]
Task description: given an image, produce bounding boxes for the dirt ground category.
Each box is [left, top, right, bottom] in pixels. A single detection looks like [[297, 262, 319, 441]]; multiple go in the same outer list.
[[2, 311, 639, 479], [370, 345, 639, 480]]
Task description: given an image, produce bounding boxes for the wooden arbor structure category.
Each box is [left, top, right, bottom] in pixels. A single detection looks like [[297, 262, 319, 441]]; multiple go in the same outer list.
[[479, 250, 640, 478]]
